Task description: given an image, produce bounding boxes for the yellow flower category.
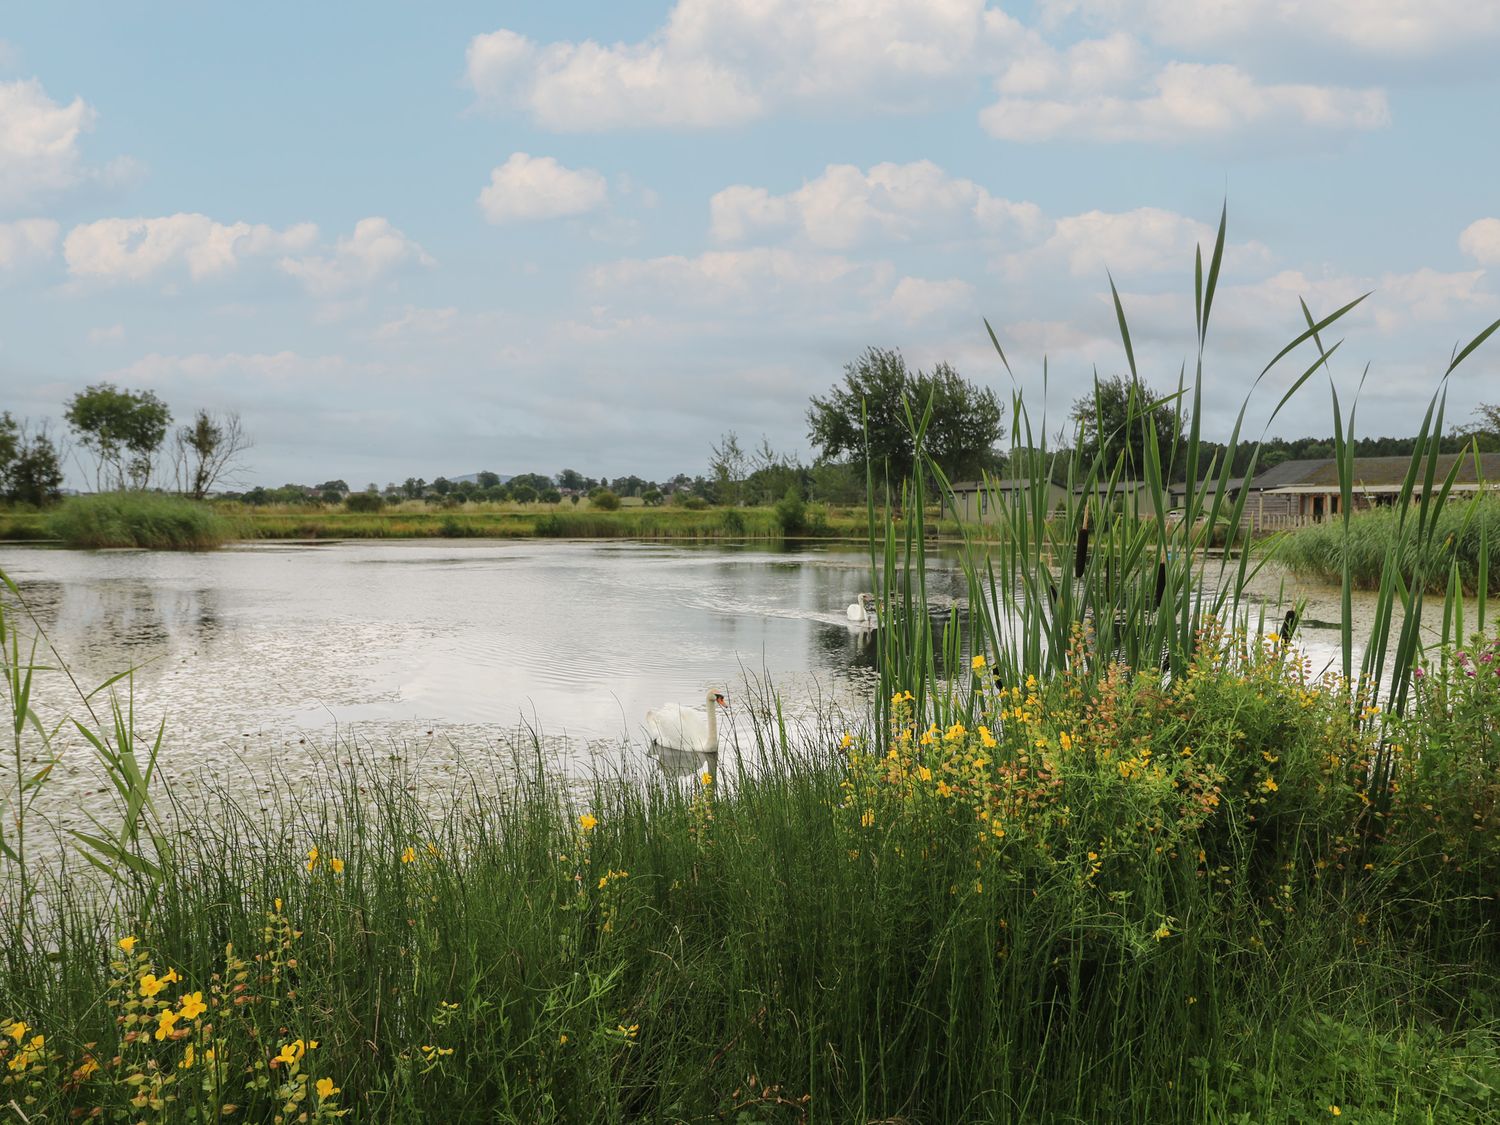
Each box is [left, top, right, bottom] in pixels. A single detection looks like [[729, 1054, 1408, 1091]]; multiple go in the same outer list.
[[118, 935, 138, 954], [558, 1033, 569, 1045], [971, 654, 986, 671], [1059, 732, 1073, 751], [154, 1008, 179, 1041], [1329, 1108, 1341, 1117], [840, 732, 854, 749], [700, 769, 713, 786], [306, 846, 320, 871], [162, 968, 181, 984], [426, 841, 440, 858], [1153, 923, 1172, 941], [578, 813, 598, 832], [944, 722, 967, 742], [979, 726, 997, 749], [1261, 777, 1279, 793], [274, 897, 283, 913], [617, 1023, 639, 1038], [4, 1021, 27, 1043], [860, 809, 875, 828], [178, 991, 207, 1021], [179, 1044, 195, 1070], [316, 1077, 341, 1100], [330, 857, 345, 874], [139, 974, 168, 998], [917, 766, 932, 782], [401, 845, 417, 864]]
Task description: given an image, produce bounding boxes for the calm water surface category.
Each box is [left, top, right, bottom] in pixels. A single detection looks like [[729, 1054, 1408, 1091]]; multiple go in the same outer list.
[[0, 540, 970, 824], [0, 538, 1453, 830]]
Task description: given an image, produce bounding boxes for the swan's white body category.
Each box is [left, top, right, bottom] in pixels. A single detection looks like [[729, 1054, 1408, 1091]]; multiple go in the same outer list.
[[846, 593, 879, 627], [645, 689, 726, 754]]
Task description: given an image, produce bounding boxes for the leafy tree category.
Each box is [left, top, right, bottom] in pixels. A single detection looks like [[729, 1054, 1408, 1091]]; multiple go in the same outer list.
[[511, 484, 538, 504], [557, 468, 586, 492], [709, 431, 749, 506], [509, 473, 553, 493], [64, 382, 172, 491], [807, 347, 1004, 490], [1070, 375, 1185, 480], [642, 488, 663, 506], [432, 477, 453, 496], [477, 471, 501, 490], [401, 477, 425, 499], [591, 489, 622, 511], [172, 409, 251, 500], [2, 420, 64, 507], [540, 487, 562, 504], [317, 480, 350, 495]]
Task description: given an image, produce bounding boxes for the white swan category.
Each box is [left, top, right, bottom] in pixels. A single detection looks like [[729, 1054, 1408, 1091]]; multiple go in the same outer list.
[[645, 689, 728, 755], [846, 593, 879, 627]]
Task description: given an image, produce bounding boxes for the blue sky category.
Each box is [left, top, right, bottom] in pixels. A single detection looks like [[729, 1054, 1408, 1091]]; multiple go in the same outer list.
[[2, 1, 1498, 489]]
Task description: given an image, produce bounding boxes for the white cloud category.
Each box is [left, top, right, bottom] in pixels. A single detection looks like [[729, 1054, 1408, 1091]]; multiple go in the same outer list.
[[467, 0, 1014, 129], [112, 350, 367, 386], [1459, 218, 1500, 267], [1000, 207, 1221, 278], [883, 277, 975, 324], [375, 305, 459, 340], [711, 160, 1043, 249], [86, 322, 124, 345], [279, 217, 434, 296], [0, 78, 98, 210], [1046, 0, 1500, 59], [982, 61, 1388, 142], [0, 217, 58, 268], [478, 153, 608, 224], [589, 247, 873, 304], [64, 214, 317, 282]]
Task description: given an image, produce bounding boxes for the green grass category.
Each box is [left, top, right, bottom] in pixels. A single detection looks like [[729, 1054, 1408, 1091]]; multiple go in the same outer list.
[[1276, 495, 1500, 596], [2, 637, 1498, 1123], [236, 502, 865, 542], [45, 493, 243, 549]]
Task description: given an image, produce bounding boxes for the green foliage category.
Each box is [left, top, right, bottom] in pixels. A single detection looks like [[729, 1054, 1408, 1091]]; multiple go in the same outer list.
[[64, 382, 172, 492], [1276, 497, 1500, 595], [344, 491, 384, 513], [589, 489, 620, 511], [774, 485, 806, 534], [46, 493, 238, 549], [1071, 373, 1186, 480], [0, 422, 65, 508], [807, 346, 1005, 487]]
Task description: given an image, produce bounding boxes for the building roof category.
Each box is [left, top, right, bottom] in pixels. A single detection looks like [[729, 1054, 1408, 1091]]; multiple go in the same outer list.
[[1249, 452, 1500, 490], [949, 476, 1065, 493]]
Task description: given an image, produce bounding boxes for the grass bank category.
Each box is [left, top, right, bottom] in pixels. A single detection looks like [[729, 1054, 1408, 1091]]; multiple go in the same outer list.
[[45, 492, 243, 549], [1276, 496, 1500, 595], [2, 628, 1497, 1123], [233, 501, 866, 542]]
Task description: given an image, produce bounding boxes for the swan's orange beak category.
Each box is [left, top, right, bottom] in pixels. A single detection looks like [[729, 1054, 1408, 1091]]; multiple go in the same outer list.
[[714, 693, 728, 708]]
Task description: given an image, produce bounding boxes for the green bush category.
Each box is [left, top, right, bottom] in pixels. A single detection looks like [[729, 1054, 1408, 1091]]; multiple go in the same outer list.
[[590, 489, 621, 511], [344, 492, 384, 513], [47, 492, 239, 549], [774, 485, 806, 534]]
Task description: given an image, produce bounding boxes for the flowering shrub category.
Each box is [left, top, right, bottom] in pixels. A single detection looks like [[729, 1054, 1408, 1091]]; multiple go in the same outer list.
[[840, 623, 1386, 934]]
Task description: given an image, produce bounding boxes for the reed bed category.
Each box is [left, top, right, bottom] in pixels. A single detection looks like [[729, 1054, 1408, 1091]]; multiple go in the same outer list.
[[1277, 496, 1500, 596], [46, 493, 243, 549]]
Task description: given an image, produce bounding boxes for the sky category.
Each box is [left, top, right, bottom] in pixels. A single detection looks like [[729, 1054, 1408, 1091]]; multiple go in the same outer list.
[[2, 1, 1498, 490]]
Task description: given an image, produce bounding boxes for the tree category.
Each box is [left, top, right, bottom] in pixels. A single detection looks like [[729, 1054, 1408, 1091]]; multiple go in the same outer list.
[[557, 468, 586, 492], [709, 431, 749, 506], [807, 347, 1005, 490], [317, 480, 351, 495], [64, 383, 172, 491], [432, 477, 453, 496], [511, 484, 538, 504], [477, 471, 501, 490], [172, 409, 251, 500], [1070, 375, 1186, 480], [1, 419, 64, 507]]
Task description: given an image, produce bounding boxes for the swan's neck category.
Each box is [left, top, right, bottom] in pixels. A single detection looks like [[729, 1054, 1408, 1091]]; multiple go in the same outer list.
[[706, 694, 719, 749]]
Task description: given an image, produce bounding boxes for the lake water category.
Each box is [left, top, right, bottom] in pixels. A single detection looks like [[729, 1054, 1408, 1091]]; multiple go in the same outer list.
[[0, 538, 1460, 831]]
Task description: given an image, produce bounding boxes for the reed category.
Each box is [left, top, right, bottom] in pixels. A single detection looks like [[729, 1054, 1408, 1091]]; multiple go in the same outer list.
[[46, 493, 242, 549]]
